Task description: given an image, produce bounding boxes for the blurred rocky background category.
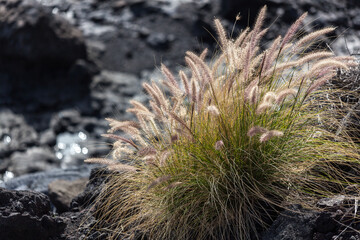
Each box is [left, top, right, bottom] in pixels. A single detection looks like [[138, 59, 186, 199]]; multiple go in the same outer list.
[[0, 0, 359, 239]]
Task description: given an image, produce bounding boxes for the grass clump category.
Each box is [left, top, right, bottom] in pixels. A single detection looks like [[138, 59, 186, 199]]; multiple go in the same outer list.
[[85, 6, 360, 240]]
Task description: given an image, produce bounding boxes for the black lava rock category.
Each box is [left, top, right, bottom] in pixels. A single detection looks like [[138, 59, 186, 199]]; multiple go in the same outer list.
[[0, 188, 66, 240], [0, 0, 86, 67]]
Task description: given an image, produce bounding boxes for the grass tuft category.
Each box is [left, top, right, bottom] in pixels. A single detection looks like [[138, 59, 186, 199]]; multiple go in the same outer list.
[[86, 6, 360, 240]]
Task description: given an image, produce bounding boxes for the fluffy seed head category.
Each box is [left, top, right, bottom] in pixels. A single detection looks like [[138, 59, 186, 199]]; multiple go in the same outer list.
[[207, 105, 220, 116], [256, 102, 273, 114], [247, 126, 268, 137], [147, 175, 171, 191], [275, 89, 297, 104], [215, 140, 224, 150], [259, 130, 284, 142]]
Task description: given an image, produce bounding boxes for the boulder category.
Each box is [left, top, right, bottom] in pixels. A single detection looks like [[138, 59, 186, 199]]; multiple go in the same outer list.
[[0, 0, 98, 113], [8, 147, 59, 176], [262, 205, 320, 240], [0, 165, 93, 192], [0, 0, 86, 68], [0, 188, 66, 240], [48, 178, 87, 213], [0, 110, 38, 163]]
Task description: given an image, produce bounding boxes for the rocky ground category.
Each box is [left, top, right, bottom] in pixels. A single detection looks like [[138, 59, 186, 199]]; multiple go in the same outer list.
[[0, 0, 359, 239]]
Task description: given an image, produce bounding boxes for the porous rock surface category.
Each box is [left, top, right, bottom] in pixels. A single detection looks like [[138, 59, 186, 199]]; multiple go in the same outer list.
[[0, 188, 66, 240]]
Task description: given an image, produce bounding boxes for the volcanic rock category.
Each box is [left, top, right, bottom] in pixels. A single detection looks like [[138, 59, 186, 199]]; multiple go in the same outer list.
[[0, 188, 66, 240]]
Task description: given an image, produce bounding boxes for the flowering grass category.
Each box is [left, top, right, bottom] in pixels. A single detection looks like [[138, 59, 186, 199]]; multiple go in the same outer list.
[[85, 6, 360, 240]]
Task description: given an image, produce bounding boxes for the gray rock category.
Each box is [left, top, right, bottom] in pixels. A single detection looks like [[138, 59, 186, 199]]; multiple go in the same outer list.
[[0, 0, 98, 113], [0, 0, 86, 67], [0, 110, 38, 158], [9, 147, 59, 176], [39, 129, 57, 146], [146, 32, 174, 49], [90, 70, 142, 117], [50, 109, 82, 134], [262, 205, 320, 240], [48, 178, 88, 213], [0, 165, 93, 192]]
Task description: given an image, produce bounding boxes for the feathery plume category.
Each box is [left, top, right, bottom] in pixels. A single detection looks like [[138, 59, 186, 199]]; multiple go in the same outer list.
[[333, 56, 357, 62], [138, 147, 157, 157], [253, 6, 267, 37], [234, 27, 250, 47], [143, 82, 163, 107], [244, 79, 259, 101], [306, 72, 337, 94], [116, 125, 140, 137], [264, 61, 298, 77], [160, 150, 172, 166], [126, 108, 155, 119], [169, 112, 192, 135], [309, 59, 350, 74], [112, 143, 135, 159], [84, 158, 117, 165], [275, 89, 297, 104], [246, 5, 267, 68], [212, 54, 225, 75], [152, 82, 169, 110], [191, 79, 198, 105], [255, 28, 268, 45], [106, 119, 140, 133], [247, 126, 267, 137], [107, 163, 138, 172], [117, 125, 146, 146], [262, 36, 282, 74], [179, 70, 190, 97], [149, 100, 164, 119], [101, 134, 139, 150], [263, 91, 276, 103], [249, 85, 259, 105], [185, 56, 202, 85], [147, 175, 171, 191], [187, 51, 214, 83], [214, 18, 228, 48], [143, 155, 156, 166], [207, 105, 220, 116], [129, 100, 150, 113], [161, 64, 180, 89], [256, 102, 273, 114], [166, 182, 182, 190], [297, 51, 333, 65], [280, 12, 308, 49], [250, 52, 265, 71], [226, 41, 241, 71], [243, 44, 253, 79], [162, 80, 183, 98], [200, 48, 208, 60], [292, 27, 335, 51], [260, 130, 284, 142], [215, 140, 225, 150]]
